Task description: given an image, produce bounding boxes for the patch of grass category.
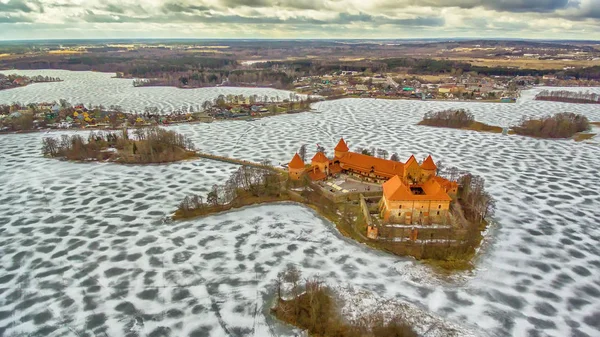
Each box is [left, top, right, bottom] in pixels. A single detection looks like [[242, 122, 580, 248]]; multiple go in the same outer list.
[[573, 133, 596, 142]]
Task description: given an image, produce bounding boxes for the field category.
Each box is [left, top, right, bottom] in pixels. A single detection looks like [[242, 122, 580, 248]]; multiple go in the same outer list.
[[0, 71, 599, 337], [438, 57, 600, 70]]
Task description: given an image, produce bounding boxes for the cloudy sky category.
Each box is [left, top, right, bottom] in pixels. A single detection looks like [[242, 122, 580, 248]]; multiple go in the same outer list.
[[0, 0, 599, 40]]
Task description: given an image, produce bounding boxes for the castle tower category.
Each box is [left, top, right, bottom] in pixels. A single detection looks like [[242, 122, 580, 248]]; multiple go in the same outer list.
[[288, 153, 305, 180], [420, 155, 437, 180], [311, 151, 330, 176], [334, 138, 349, 158]]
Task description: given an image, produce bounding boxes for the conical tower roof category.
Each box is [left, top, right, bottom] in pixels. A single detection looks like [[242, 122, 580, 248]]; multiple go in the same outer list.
[[421, 155, 437, 170], [334, 138, 349, 152], [288, 153, 305, 169]]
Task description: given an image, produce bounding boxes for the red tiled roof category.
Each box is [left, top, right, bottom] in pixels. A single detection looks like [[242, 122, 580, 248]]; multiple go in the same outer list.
[[432, 176, 458, 192], [383, 176, 452, 202], [334, 138, 349, 152], [405, 155, 418, 167], [288, 153, 305, 169], [339, 152, 404, 178], [329, 163, 342, 174], [309, 168, 327, 181], [312, 151, 329, 163], [421, 155, 437, 170]]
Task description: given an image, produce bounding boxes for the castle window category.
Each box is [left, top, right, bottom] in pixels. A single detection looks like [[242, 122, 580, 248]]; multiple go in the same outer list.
[[437, 211, 440, 215], [438, 205, 442, 209]]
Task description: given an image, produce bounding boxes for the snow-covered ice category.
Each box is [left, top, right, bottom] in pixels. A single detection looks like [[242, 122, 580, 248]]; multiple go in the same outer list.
[[0, 71, 600, 337]]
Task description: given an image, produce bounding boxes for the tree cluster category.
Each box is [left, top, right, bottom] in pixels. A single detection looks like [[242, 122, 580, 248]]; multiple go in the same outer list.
[[535, 90, 600, 104], [512, 112, 590, 138], [272, 265, 417, 337], [419, 109, 475, 128], [176, 164, 282, 217], [42, 127, 196, 163]]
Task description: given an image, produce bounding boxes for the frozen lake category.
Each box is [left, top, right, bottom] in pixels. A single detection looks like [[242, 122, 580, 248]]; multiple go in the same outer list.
[[0, 70, 600, 337]]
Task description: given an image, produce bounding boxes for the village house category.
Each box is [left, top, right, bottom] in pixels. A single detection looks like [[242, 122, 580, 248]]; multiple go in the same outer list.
[[287, 138, 458, 225]]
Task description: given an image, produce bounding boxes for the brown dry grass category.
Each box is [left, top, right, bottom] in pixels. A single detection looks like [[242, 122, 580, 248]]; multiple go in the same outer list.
[[573, 133, 596, 142], [48, 50, 86, 55], [436, 57, 599, 70]]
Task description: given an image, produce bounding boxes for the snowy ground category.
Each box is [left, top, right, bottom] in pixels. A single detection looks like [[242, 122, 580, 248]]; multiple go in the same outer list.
[[1, 71, 600, 337]]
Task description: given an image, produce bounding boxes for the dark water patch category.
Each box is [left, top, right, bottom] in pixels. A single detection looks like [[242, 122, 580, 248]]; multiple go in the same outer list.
[[86, 313, 106, 330], [146, 246, 165, 255], [0, 310, 11, 320], [0, 273, 15, 284], [97, 197, 113, 205], [192, 304, 207, 314], [534, 302, 557, 316], [127, 253, 142, 261], [572, 266, 591, 277], [35, 266, 70, 279], [87, 285, 101, 293], [527, 317, 556, 330], [33, 310, 52, 324], [202, 251, 226, 260], [20, 238, 37, 246], [568, 249, 585, 259], [166, 309, 184, 319], [136, 235, 158, 246], [133, 203, 151, 211], [144, 271, 158, 285], [567, 298, 591, 311], [84, 295, 97, 311], [445, 291, 474, 306], [583, 312, 600, 329], [560, 238, 574, 245], [189, 326, 212, 337], [105, 267, 128, 277], [72, 263, 99, 279], [111, 251, 127, 262], [39, 226, 58, 234], [79, 277, 97, 288], [61, 296, 75, 308], [116, 301, 137, 315], [51, 249, 70, 259], [528, 261, 551, 273], [149, 326, 172, 337], [118, 230, 139, 237], [579, 285, 600, 298], [149, 256, 163, 267], [137, 288, 158, 301], [173, 251, 193, 264], [32, 325, 58, 336], [535, 290, 560, 302], [486, 290, 524, 310], [518, 247, 532, 255], [172, 288, 191, 302], [16, 295, 51, 311]]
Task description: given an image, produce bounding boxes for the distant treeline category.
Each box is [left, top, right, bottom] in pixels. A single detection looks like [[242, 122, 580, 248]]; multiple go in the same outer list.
[[535, 90, 600, 104], [132, 69, 295, 89]]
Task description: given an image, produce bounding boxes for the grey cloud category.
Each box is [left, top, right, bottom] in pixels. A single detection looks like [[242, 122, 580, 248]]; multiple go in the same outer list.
[[0, 0, 42, 13], [161, 2, 212, 13], [0, 14, 32, 23]]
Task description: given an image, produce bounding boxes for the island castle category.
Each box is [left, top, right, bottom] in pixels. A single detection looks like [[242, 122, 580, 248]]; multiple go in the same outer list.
[[288, 138, 458, 225]]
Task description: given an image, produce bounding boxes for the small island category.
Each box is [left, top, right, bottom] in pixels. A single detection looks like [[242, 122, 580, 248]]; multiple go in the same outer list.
[[271, 265, 418, 337], [535, 90, 600, 104], [418, 108, 595, 141], [0, 73, 62, 91], [418, 108, 503, 133], [42, 127, 198, 164]]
